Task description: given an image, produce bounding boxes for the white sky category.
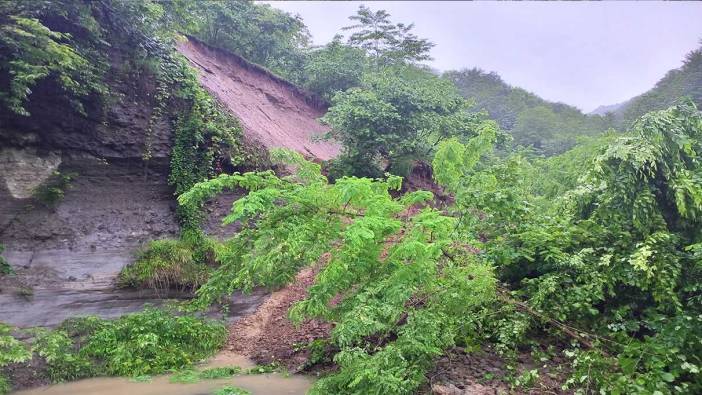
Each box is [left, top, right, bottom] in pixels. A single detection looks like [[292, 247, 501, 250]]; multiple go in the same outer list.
[[262, 1, 702, 112]]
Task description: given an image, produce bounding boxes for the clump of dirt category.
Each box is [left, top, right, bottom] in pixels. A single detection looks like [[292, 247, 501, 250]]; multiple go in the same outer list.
[[424, 345, 571, 395], [177, 37, 340, 161], [401, 161, 453, 206], [225, 257, 332, 372]]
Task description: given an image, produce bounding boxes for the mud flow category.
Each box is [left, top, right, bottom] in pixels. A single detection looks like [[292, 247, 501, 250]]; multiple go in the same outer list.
[[12, 353, 312, 395]]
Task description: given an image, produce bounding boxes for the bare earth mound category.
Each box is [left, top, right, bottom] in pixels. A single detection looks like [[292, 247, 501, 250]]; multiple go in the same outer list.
[[225, 259, 332, 372], [177, 37, 340, 161]]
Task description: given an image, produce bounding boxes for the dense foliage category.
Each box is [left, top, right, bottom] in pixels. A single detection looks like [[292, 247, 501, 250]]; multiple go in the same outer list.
[[322, 67, 497, 177], [0, 324, 31, 394], [181, 102, 702, 394], [117, 238, 209, 291], [30, 309, 226, 382], [173, 0, 310, 81], [434, 101, 702, 394], [444, 68, 613, 155], [181, 137, 497, 393]]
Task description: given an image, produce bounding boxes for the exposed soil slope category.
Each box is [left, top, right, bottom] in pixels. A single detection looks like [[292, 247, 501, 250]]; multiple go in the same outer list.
[[177, 37, 340, 161], [226, 257, 332, 372]]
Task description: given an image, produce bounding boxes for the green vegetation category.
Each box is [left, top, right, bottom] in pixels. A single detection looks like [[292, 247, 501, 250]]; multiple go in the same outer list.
[[118, 238, 210, 291], [0, 244, 11, 276], [444, 68, 613, 155], [342, 5, 434, 68], [3, 2, 702, 394], [184, 101, 702, 394], [32, 171, 76, 208], [212, 386, 251, 395], [0, 324, 31, 395], [29, 309, 226, 383], [322, 67, 496, 178], [183, 144, 497, 393], [173, 0, 310, 81], [615, 45, 702, 126], [0, 11, 104, 116], [199, 366, 243, 379], [169, 365, 243, 384]]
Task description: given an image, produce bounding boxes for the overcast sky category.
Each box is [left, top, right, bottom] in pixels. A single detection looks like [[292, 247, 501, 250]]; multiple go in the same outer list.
[[263, 1, 702, 112]]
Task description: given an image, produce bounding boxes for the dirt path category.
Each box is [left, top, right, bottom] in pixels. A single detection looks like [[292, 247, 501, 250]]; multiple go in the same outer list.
[[177, 37, 340, 161], [225, 258, 332, 371]]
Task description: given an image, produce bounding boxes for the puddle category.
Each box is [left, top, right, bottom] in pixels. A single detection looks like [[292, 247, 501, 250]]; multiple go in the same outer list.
[[12, 353, 313, 395]]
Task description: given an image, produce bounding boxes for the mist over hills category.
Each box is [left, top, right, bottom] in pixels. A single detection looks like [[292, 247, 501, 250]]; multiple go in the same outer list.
[[443, 44, 702, 155]]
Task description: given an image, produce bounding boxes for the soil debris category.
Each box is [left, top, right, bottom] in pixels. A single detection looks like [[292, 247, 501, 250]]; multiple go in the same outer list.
[[225, 255, 333, 372]]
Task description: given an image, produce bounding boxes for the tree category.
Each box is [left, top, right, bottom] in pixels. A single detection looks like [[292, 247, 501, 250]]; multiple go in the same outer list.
[[184, 0, 310, 79], [302, 35, 369, 100], [322, 67, 494, 177], [510, 105, 561, 150], [342, 5, 434, 68]]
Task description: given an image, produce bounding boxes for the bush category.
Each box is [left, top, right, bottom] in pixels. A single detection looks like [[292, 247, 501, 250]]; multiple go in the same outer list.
[[33, 330, 96, 382], [32, 171, 76, 208], [0, 244, 11, 276], [213, 386, 251, 395], [118, 239, 210, 291], [80, 308, 226, 376], [0, 323, 31, 394], [29, 309, 227, 380]]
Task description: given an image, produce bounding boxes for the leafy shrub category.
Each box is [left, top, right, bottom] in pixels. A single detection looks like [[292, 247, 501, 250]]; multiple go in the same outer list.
[[199, 366, 242, 379], [212, 386, 251, 395], [30, 309, 227, 382], [81, 308, 226, 376], [32, 171, 77, 208], [0, 323, 31, 394], [33, 330, 95, 382], [118, 239, 210, 291], [0, 244, 11, 276], [0, 376, 9, 395]]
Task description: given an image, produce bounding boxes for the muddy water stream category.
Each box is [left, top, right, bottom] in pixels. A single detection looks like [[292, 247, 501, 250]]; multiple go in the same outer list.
[[12, 353, 312, 395]]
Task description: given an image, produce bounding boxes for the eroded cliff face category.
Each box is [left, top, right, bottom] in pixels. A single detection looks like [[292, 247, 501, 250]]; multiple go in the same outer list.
[[0, 66, 183, 325], [0, 37, 335, 327], [177, 37, 340, 161]]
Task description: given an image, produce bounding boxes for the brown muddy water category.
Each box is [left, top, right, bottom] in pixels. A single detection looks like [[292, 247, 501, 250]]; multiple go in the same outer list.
[[12, 353, 313, 395]]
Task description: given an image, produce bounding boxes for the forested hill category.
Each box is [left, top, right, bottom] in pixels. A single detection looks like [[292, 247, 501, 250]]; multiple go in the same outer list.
[[444, 68, 612, 155], [612, 46, 702, 126]]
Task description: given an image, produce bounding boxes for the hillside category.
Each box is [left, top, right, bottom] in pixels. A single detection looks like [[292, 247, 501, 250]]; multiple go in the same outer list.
[[443, 68, 611, 155], [0, 15, 334, 328], [177, 37, 339, 161], [590, 101, 627, 115], [613, 46, 702, 126], [1, 2, 701, 395]]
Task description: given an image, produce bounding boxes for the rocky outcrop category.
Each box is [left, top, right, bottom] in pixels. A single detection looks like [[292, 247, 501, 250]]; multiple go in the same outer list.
[[0, 67, 183, 326]]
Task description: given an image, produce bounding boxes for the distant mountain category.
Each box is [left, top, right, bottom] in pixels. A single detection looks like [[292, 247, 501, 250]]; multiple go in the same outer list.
[[590, 101, 627, 116], [443, 68, 611, 155], [614, 46, 702, 126]]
